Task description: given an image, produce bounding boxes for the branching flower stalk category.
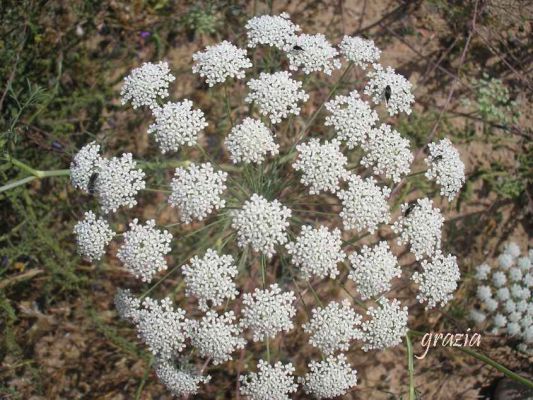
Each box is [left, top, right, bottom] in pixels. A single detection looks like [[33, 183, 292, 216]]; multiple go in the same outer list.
[[10, 12, 528, 399]]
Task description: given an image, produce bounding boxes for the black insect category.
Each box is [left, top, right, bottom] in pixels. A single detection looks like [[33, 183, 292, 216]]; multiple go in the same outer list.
[[51, 141, 64, 152], [404, 202, 417, 217], [292, 45, 304, 51], [88, 172, 98, 195], [432, 154, 443, 162], [384, 85, 392, 103]]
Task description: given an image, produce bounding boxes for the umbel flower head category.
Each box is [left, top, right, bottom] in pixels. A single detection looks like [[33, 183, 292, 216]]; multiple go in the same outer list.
[[70, 142, 102, 193], [225, 117, 279, 164], [361, 297, 408, 351], [114, 288, 141, 323], [155, 359, 210, 397], [182, 249, 239, 311], [117, 219, 172, 282], [348, 241, 402, 300], [192, 40, 252, 86], [286, 225, 345, 279], [231, 194, 291, 257], [324, 91, 378, 149], [339, 35, 381, 68], [303, 299, 362, 355], [73, 211, 114, 262], [168, 162, 228, 223], [299, 354, 358, 399], [239, 360, 298, 400], [240, 283, 296, 341], [364, 64, 414, 115], [147, 100, 207, 153], [285, 33, 341, 75], [120, 61, 175, 109], [425, 138, 466, 200], [293, 138, 348, 194], [245, 13, 301, 50], [245, 71, 309, 124]]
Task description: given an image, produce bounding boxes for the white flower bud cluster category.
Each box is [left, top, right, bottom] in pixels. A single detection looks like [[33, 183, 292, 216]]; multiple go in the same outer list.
[[293, 139, 348, 194], [471, 242, 533, 353], [245, 13, 300, 50], [187, 311, 246, 365], [120, 61, 175, 109], [241, 284, 296, 341], [147, 100, 207, 153], [360, 298, 408, 351], [245, 71, 309, 124], [286, 225, 345, 279], [135, 297, 189, 360], [70, 142, 102, 193], [192, 41, 252, 86], [303, 299, 362, 355], [225, 118, 279, 164], [168, 163, 227, 223], [339, 36, 381, 68], [412, 251, 460, 309], [182, 249, 239, 311], [95, 153, 146, 213], [285, 34, 341, 75], [392, 198, 444, 260], [324, 91, 378, 149], [348, 241, 401, 300], [425, 138, 466, 200], [239, 360, 298, 400], [114, 288, 141, 323], [73, 211, 114, 262], [117, 219, 172, 282], [155, 360, 211, 397], [364, 64, 414, 115], [338, 175, 391, 232], [361, 124, 413, 183], [299, 354, 358, 399], [231, 194, 291, 257]]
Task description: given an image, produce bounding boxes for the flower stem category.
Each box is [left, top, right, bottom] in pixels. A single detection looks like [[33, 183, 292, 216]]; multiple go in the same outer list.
[[0, 157, 70, 194], [405, 332, 416, 400]]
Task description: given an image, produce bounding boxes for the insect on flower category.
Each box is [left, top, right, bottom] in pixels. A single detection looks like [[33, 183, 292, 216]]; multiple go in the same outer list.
[[404, 201, 417, 217], [292, 45, 304, 51], [88, 172, 98, 195], [384, 85, 391, 103], [432, 154, 443, 162]]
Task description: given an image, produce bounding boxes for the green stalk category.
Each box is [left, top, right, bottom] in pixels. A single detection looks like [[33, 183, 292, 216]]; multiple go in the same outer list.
[[1, 157, 70, 194], [405, 333, 416, 400]]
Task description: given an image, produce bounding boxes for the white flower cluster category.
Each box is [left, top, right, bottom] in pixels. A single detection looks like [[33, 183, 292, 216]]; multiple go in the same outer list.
[[70, 141, 101, 193], [361, 124, 413, 183], [392, 198, 444, 260], [364, 64, 414, 115], [299, 355, 358, 399], [117, 219, 172, 282], [471, 242, 533, 353], [188, 311, 246, 365], [338, 175, 391, 232], [121, 61, 175, 109], [155, 360, 210, 397], [293, 139, 348, 194], [225, 118, 279, 164], [303, 299, 362, 355], [286, 225, 345, 279], [147, 100, 207, 153], [412, 251, 460, 309], [73, 211, 114, 262], [324, 91, 378, 149], [231, 194, 291, 257], [135, 297, 189, 359], [168, 163, 227, 223], [241, 284, 296, 341], [95, 153, 146, 213], [286, 34, 341, 75], [339, 36, 381, 68], [240, 360, 297, 400], [114, 288, 141, 323], [182, 249, 238, 311], [192, 40, 252, 86], [245, 71, 309, 124], [425, 138, 466, 200], [360, 298, 408, 351], [245, 13, 300, 49], [348, 241, 401, 300]]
